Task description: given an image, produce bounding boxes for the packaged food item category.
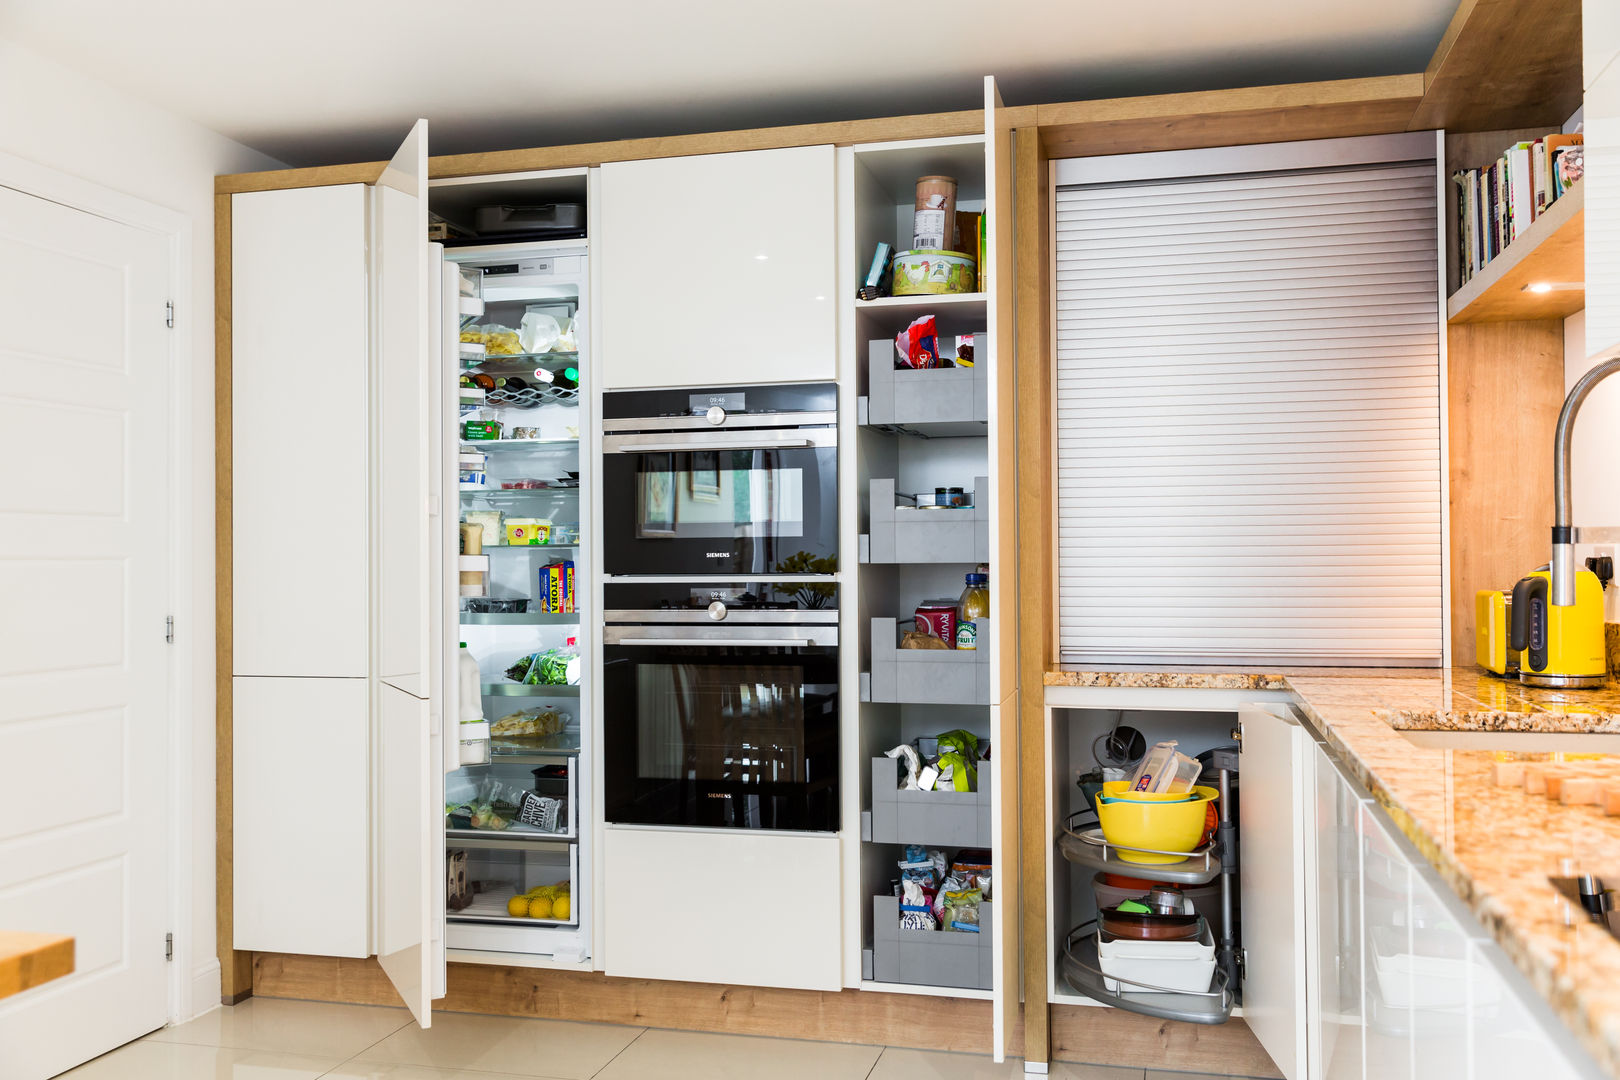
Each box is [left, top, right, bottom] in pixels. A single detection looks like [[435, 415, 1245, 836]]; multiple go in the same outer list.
[[898, 879, 937, 930], [894, 314, 940, 369], [515, 791, 562, 832], [900, 628, 951, 650], [885, 743, 923, 790], [951, 850, 994, 899], [505, 518, 552, 545], [462, 419, 502, 441], [447, 849, 472, 910], [490, 707, 568, 738], [504, 643, 579, 686], [913, 175, 957, 250], [941, 888, 982, 932], [538, 560, 575, 613], [957, 572, 989, 650], [935, 729, 981, 791], [1127, 740, 1204, 794], [914, 600, 957, 646], [481, 324, 522, 355]]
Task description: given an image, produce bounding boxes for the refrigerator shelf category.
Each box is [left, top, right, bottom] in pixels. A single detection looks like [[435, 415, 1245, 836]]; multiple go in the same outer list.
[[461, 612, 581, 626], [461, 350, 580, 369], [463, 542, 581, 551], [459, 438, 579, 451], [447, 891, 578, 928], [482, 682, 581, 697], [444, 827, 576, 848]]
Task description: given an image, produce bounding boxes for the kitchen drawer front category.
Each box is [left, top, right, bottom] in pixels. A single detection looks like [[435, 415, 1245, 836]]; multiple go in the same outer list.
[[232, 185, 370, 678], [602, 827, 840, 990], [234, 675, 369, 956], [866, 617, 992, 704], [866, 757, 992, 847], [863, 478, 990, 564], [870, 895, 993, 990], [597, 145, 836, 389]]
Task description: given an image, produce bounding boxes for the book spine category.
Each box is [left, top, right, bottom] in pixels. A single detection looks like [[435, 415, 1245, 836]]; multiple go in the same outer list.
[[1533, 140, 1549, 217]]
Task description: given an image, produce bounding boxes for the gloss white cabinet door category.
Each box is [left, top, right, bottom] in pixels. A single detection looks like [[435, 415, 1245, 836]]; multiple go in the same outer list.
[[1359, 802, 1413, 1080], [1586, 24, 1620, 354], [232, 184, 370, 677], [1312, 745, 1368, 1080], [598, 145, 836, 389], [1238, 706, 1309, 1080]]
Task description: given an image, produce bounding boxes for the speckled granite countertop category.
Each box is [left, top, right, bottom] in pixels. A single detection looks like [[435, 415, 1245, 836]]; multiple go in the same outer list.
[[1045, 665, 1620, 1077]]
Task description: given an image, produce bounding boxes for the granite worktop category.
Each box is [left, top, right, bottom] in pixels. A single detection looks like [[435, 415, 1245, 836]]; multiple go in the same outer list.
[[1045, 665, 1620, 1077]]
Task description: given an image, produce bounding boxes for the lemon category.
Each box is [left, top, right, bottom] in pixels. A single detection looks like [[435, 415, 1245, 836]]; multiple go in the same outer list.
[[527, 896, 554, 919], [552, 895, 570, 920], [505, 895, 529, 917]]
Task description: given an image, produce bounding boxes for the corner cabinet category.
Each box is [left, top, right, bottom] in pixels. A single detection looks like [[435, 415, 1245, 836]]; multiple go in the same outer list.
[[230, 120, 449, 1025], [597, 145, 836, 388]]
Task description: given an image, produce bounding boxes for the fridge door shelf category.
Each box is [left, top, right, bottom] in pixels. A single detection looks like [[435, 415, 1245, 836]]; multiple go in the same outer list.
[[1058, 814, 1222, 885], [1061, 922, 1233, 1025]]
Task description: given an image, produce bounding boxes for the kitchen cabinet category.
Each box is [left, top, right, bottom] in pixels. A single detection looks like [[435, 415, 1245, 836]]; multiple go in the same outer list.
[[229, 122, 447, 1024], [602, 827, 841, 990], [231, 183, 370, 679], [1587, 7, 1620, 355], [1311, 743, 1368, 1080], [1359, 799, 1414, 1080], [597, 145, 836, 389]]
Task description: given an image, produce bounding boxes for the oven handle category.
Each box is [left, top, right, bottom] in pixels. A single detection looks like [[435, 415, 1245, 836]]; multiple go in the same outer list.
[[615, 637, 813, 648], [618, 439, 813, 454], [603, 428, 834, 453]]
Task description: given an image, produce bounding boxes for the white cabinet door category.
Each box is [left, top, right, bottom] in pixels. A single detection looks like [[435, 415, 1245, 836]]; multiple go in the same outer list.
[[598, 145, 836, 389], [1588, 0, 1620, 92], [1470, 939, 1595, 1080], [602, 828, 841, 989], [1313, 744, 1369, 1080], [368, 121, 444, 1027], [1587, 45, 1620, 354], [374, 119, 435, 700], [1359, 802, 1413, 1080], [1238, 705, 1309, 1080], [232, 184, 369, 677], [1406, 862, 1473, 1079], [234, 675, 369, 956]]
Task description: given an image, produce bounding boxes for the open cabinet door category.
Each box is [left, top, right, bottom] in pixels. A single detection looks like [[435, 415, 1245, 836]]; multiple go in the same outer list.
[[984, 74, 1020, 1065], [1238, 705, 1310, 1080], [370, 119, 445, 1026]]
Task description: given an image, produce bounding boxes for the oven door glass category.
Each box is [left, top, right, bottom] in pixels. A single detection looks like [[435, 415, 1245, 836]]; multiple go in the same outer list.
[[602, 444, 837, 576], [602, 640, 838, 831]]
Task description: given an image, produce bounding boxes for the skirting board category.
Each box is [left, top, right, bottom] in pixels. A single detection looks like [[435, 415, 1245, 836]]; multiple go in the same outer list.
[[251, 953, 1280, 1073]]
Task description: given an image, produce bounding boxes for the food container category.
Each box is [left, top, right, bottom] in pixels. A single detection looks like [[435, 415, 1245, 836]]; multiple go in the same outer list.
[[912, 175, 957, 250], [459, 471, 488, 489], [1094, 781, 1218, 864], [464, 597, 528, 613], [458, 554, 490, 598], [892, 249, 977, 296], [462, 419, 502, 441], [1097, 918, 1216, 994], [459, 523, 484, 557], [505, 518, 552, 545], [458, 721, 491, 766], [1093, 873, 1222, 927], [464, 511, 502, 548], [914, 600, 958, 646]]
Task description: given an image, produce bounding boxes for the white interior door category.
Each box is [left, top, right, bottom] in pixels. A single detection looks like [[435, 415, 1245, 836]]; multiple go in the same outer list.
[[0, 185, 172, 1079], [371, 120, 444, 1026], [1239, 704, 1310, 1080]]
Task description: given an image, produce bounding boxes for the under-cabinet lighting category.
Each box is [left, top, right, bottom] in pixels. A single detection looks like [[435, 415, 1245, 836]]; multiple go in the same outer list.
[[1522, 282, 1583, 293], [754, 254, 769, 261]]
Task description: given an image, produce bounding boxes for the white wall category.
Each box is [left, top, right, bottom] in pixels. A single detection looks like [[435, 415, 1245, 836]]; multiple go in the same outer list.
[[0, 36, 283, 1017]]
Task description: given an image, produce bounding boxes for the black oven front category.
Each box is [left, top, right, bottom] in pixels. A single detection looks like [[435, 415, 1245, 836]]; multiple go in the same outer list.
[[602, 383, 837, 577], [602, 580, 839, 832]]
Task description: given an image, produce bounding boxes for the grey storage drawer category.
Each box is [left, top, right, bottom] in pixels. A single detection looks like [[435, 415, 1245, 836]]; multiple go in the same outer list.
[[866, 617, 992, 704], [871, 894, 994, 990], [868, 757, 993, 846], [864, 478, 989, 564], [865, 338, 988, 436]]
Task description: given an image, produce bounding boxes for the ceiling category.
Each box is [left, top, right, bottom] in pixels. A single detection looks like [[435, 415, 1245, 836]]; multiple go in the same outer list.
[[1, 0, 1458, 167]]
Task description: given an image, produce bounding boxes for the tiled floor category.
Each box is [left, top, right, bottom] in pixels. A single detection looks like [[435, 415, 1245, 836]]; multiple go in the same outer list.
[[57, 998, 1263, 1080]]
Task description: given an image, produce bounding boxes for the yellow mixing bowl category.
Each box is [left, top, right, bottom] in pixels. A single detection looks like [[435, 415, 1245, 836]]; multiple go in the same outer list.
[[1095, 781, 1219, 864]]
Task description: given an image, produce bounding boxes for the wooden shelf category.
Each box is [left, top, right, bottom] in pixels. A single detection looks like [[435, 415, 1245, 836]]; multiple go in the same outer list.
[[1447, 181, 1584, 324]]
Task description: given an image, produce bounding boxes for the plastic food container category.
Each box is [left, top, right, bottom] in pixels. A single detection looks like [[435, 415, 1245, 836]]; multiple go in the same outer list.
[[505, 518, 552, 545], [1094, 781, 1218, 864], [1097, 918, 1216, 993], [892, 249, 977, 295], [458, 721, 491, 766], [464, 597, 528, 613]]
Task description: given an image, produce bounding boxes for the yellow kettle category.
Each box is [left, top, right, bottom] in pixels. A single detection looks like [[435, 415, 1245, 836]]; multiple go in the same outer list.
[[1501, 567, 1605, 687]]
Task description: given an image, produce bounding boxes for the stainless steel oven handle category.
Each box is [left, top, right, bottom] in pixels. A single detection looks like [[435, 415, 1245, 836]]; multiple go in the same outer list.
[[619, 439, 813, 453], [615, 637, 813, 648]]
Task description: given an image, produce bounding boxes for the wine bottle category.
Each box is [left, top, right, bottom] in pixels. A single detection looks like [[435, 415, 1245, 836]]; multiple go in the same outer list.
[[555, 366, 580, 391]]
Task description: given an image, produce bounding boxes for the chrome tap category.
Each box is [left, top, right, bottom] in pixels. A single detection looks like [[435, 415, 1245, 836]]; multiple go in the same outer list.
[[1552, 351, 1620, 606]]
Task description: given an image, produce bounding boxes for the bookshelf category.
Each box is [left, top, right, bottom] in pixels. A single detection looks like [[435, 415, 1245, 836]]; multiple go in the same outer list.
[[1447, 180, 1584, 323]]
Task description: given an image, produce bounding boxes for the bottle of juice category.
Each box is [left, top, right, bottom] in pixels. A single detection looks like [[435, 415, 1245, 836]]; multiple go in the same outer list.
[[956, 572, 989, 650]]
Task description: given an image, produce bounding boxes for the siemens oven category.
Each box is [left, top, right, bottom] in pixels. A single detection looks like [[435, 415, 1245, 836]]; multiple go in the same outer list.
[[602, 580, 839, 831], [602, 383, 837, 577]]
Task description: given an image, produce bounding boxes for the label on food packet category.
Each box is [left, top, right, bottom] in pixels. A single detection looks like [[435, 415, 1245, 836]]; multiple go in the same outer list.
[[956, 620, 977, 650], [913, 209, 947, 250]]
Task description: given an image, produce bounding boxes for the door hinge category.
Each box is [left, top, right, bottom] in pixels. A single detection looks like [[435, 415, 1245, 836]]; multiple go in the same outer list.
[[165, 933, 173, 961], [165, 615, 175, 644], [165, 302, 175, 328]]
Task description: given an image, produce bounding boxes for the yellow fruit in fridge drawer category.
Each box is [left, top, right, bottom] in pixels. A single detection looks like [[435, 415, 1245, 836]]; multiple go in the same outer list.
[[505, 895, 529, 917], [527, 896, 554, 919], [552, 895, 570, 920]]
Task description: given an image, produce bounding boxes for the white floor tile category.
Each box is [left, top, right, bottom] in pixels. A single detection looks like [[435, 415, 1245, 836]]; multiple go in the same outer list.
[[321, 1064, 571, 1080], [57, 1040, 341, 1079], [872, 1048, 1145, 1080], [353, 1012, 642, 1079], [592, 1029, 881, 1080], [144, 998, 413, 1059]]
